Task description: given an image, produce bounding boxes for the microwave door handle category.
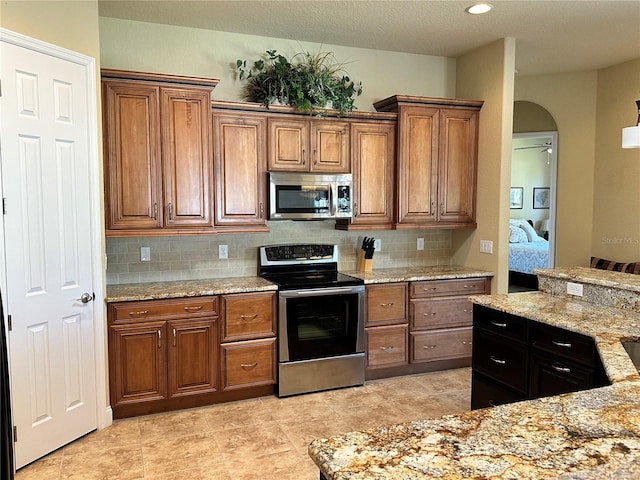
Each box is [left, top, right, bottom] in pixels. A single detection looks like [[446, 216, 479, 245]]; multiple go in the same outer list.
[[330, 183, 336, 216]]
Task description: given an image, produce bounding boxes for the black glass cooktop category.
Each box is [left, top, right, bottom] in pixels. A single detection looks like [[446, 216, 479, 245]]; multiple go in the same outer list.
[[262, 270, 363, 290]]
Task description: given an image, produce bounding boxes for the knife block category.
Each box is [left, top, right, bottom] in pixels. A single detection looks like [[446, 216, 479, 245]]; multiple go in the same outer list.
[[357, 250, 373, 272]]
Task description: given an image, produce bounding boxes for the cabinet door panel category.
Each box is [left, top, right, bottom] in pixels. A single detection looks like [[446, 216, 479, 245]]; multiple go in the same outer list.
[[350, 122, 395, 227], [103, 82, 162, 230], [411, 297, 473, 331], [366, 324, 408, 369], [397, 106, 438, 225], [411, 327, 472, 363], [162, 88, 212, 227], [214, 113, 267, 227], [472, 329, 528, 393], [529, 352, 593, 399], [168, 318, 218, 398], [438, 108, 477, 224], [221, 338, 276, 390], [311, 120, 350, 172], [222, 292, 276, 342], [366, 283, 407, 327], [109, 322, 166, 406], [268, 118, 308, 171]]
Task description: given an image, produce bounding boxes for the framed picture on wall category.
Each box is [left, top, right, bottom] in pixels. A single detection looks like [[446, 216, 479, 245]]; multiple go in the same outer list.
[[533, 187, 550, 209], [510, 187, 523, 209]]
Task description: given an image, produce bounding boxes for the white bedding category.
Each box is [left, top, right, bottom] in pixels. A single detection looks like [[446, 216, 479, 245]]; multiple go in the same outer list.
[[509, 239, 550, 274]]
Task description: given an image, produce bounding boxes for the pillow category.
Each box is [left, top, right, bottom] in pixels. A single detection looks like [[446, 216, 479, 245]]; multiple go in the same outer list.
[[518, 220, 538, 242], [509, 225, 528, 243], [590, 257, 640, 275]]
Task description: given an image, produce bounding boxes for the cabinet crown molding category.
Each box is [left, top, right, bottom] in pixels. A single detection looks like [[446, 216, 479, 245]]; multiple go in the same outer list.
[[101, 68, 219, 89], [374, 95, 484, 112]]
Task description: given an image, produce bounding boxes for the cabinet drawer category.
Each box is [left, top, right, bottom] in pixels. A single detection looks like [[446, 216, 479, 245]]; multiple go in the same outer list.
[[411, 278, 487, 298], [411, 327, 472, 363], [110, 296, 218, 322], [529, 352, 594, 399], [366, 324, 408, 369], [221, 292, 276, 342], [366, 283, 407, 326], [473, 305, 528, 342], [221, 338, 276, 390], [472, 329, 529, 393], [471, 372, 527, 410], [411, 297, 473, 331], [530, 321, 596, 366]]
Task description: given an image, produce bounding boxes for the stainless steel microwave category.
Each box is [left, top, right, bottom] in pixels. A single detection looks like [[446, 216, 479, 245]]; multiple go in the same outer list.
[[268, 172, 353, 220]]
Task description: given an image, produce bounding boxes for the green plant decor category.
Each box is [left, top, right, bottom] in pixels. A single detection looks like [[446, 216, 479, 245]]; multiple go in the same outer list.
[[235, 49, 363, 115]]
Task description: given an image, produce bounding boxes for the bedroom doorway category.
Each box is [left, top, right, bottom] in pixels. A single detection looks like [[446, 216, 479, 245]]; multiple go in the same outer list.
[[509, 131, 558, 291]]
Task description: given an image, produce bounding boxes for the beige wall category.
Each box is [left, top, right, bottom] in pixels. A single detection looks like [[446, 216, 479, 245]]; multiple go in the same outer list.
[[452, 38, 517, 294], [515, 71, 598, 268], [98, 16, 456, 109], [513, 101, 557, 133], [592, 59, 640, 262]]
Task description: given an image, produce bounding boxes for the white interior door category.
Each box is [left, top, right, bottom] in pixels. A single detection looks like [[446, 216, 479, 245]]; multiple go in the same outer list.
[[0, 34, 98, 468]]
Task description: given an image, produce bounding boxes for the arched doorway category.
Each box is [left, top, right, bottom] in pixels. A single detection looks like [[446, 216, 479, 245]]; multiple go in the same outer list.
[[509, 102, 558, 291]]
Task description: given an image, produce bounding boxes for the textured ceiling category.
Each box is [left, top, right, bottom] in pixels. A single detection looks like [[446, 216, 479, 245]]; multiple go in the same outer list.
[[98, 0, 640, 76]]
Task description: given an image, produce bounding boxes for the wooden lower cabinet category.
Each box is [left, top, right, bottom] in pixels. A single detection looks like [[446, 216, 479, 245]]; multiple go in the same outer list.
[[221, 338, 276, 390], [411, 327, 473, 363], [366, 324, 408, 369]]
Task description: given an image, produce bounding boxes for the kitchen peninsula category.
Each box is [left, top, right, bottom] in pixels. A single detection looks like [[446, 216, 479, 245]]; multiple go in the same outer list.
[[309, 267, 640, 479]]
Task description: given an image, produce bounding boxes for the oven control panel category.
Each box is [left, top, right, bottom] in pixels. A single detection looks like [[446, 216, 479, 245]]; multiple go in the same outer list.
[[261, 244, 336, 263]]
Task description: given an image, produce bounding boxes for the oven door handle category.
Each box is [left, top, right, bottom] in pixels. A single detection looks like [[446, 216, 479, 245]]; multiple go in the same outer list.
[[280, 286, 364, 298]]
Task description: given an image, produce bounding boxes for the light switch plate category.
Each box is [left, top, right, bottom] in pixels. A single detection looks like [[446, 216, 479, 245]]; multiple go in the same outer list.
[[219, 244, 228, 259], [140, 246, 151, 262], [417, 237, 425, 250], [480, 240, 493, 254], [373, 239, 382, 251]]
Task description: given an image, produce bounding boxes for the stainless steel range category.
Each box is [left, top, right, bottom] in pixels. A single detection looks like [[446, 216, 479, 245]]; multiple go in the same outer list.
[[259, 244, 365, 397]]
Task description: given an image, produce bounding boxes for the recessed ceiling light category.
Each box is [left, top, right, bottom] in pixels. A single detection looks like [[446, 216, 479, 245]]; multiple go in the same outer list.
[[465, 3, 493, 15]]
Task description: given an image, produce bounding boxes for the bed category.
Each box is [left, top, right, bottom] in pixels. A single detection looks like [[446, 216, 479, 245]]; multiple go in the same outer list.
[[509, 219, 550, 289]]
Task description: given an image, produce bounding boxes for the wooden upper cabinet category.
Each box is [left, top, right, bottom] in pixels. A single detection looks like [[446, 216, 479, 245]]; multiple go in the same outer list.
[[213, 111, 268, 231], [268, 117, 350, 173], [374, 95, 483, 229], [338, 121, 395, 230], [103, 82, 162, 230], [161, 88, 212, 228], [101, 69, 218, 236]]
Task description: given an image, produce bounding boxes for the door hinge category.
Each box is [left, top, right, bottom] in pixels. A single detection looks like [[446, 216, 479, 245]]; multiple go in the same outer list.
[[13, 426, 17, 442], [7, 314, 11, 332]]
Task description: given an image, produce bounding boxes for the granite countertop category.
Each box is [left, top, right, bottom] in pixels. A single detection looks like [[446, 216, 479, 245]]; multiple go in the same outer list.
[[345, 265, 494, 284], [309, 290, 640, 479], [105, 276, 277, 303]]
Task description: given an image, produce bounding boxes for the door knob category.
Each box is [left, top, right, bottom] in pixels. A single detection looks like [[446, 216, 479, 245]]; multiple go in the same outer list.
[[75, 292, 94, 304]]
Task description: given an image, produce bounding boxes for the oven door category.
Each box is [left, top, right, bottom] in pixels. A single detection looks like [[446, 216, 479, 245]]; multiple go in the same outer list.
[[278, 286, 364, 362]]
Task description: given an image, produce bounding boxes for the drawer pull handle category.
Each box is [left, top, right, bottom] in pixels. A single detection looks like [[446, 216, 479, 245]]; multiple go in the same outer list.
[[463, 309, 473, 313], [379, 303, 394, 308], [128, 310, 149, 316], [241, 362, 258, 369], [423, 287, 437, 291], [157, 330, 162, 348], [488, 400, 499, 407], [551, 362, 571, 373], [462, 341, 472, 345], [551, 339, 572, 348], [423, 345, 437, 349], [380, 346, 394, 350], [423, 312, 437, 316], [463, 285, 475, 289], [240, 314, 259, 320], [490, 320, 508, 328], [490, 355, 506, 365], [184, 305, 203, 312], [173, 328, 176, 347]]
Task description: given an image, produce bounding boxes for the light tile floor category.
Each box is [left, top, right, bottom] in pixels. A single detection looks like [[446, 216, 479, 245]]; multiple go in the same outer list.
[[16, 368, 471, 480]]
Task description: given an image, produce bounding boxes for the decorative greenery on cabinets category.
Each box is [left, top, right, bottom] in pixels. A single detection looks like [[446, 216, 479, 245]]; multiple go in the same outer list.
[[235, 49, 362, 116]]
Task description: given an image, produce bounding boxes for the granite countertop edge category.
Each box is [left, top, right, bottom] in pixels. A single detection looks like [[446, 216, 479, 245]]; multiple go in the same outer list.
[[344, 265, 494, 284], [309, 290, 640, 480]]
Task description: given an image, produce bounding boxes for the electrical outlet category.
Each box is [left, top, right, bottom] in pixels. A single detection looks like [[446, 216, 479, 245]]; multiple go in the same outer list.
[[417, 237, 424, 250], [480, 240, 493, 254], [140, 246, 151, 262], [373, 239, 382, 252], [566, 282, 583, 296], [218, 244, 228, 259]]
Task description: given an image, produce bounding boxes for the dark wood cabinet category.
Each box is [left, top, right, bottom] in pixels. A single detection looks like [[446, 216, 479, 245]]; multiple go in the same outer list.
[[471, 305, 609, 410]]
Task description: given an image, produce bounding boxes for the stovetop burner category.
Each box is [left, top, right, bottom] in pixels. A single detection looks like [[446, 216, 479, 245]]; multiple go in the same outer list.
[[258, 244, 364, 290]]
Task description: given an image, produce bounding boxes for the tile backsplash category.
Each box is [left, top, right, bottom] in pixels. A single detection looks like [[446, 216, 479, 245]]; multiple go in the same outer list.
[[106, 221, 453, 285]]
